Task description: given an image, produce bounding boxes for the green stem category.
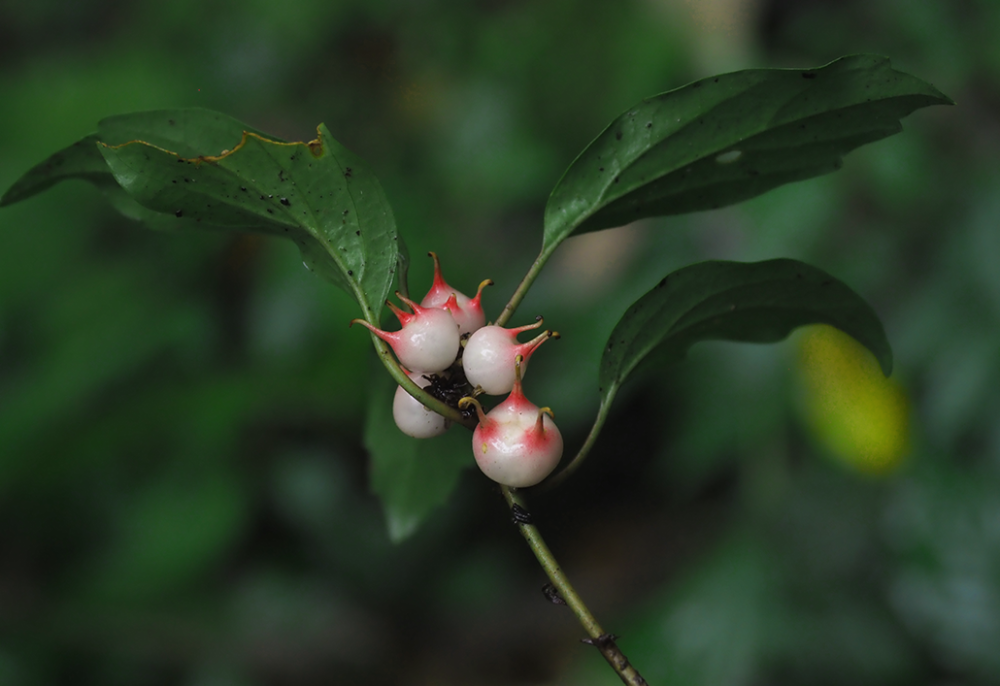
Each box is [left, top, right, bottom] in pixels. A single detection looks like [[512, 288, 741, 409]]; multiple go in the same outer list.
[[495, 242, 559, 327], [501, 486, 648, 686], [538, 390, 616, 491], [367, 333, 476, 429]]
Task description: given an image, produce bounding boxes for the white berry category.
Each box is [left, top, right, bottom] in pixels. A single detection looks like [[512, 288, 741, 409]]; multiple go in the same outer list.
[[463, 318, 557, 395], [393, 371, 449, 438], [352, 292, 461, 373]]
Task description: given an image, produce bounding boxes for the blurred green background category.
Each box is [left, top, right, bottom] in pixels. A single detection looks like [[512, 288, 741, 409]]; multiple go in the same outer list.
[[1, 0, 998, 684]]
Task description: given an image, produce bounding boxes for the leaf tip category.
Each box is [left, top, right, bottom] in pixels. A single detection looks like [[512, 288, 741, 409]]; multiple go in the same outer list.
[[878, 352, 894, 379]]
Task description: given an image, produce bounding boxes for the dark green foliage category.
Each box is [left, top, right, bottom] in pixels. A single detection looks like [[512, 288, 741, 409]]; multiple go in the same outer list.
[[544, 55, 951, 251], [600, 259, 892, 412], [3, 109, 403, 317]]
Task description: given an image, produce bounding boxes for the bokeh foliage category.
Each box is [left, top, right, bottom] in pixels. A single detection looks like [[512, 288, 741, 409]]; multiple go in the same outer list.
[[0, 1, 997, 685]]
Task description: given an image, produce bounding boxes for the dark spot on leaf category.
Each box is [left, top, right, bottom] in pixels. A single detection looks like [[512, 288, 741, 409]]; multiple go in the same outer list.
[[802, 71, 816, 79], [240, 186, 247, 192], [268, 194, 273, 199], [168, 119, 175, 126], [343, 209, 349, 215], [267, 209, 273, 214], [344, 167, 353, 178], [646, 122, 652, 128], [614, 176, 620, 184], [693, 81, 702, 88], [171, 179, 177, 184], [280, 197, 290, 206], [615, 131, 622, 141], [599, 167, 604, 172], [260, 195, 265, 200], [355, 230, 361, 236], [279, 170, 286, 182], [348, 270, 354, 276], [659, 277, 667, 287], [175, 210, 183, 217], [714, 77, 719, 83], [184, 178, 191, 183], [176, 158, 184, 163]]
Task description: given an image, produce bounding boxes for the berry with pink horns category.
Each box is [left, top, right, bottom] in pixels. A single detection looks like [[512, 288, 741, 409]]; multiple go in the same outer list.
[[463, 317, 558, 395], [351, 292, 461, 373], [459, 357, 563, 488], [420, 252, 493, 335]]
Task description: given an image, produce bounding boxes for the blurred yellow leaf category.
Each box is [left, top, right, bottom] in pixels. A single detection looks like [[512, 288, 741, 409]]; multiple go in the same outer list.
[[797, 325, 910, 474]]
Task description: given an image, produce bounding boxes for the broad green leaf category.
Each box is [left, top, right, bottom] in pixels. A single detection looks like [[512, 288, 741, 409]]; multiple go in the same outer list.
[[599, 259, 892, 410], [0, 109, 274, 208], [1, 134, 109, 206], [2, 108, 402, 316], [364, 371, 473, 542], [544, 55, 952, 252]]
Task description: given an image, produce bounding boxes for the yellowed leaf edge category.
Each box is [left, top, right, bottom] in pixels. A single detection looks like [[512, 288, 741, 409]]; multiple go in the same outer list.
[[98, 126, 325, 165]]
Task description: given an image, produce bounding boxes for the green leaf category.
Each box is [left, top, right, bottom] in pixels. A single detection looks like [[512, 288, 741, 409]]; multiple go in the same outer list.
[[544, 55, 952, 252], [1, 109, 275, 208], [364, 371, 473, 542], [2, 108, 402, 316], [1, 134, 109, 207], [599, 259, 892, 411], [100, 127, 399, 315]]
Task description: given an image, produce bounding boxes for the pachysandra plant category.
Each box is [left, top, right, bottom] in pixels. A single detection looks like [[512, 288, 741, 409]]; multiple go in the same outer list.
[[0, 54, 951, 685]]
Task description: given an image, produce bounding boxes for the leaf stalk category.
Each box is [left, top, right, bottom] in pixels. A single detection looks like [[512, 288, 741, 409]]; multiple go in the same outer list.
[[501, 486, 648, 686]]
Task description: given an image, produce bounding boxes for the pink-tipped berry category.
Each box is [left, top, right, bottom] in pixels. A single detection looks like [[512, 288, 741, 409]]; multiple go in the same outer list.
[[420, 252, 493, 335], [394, 371, 450, 438], [351, 292, 461, 373], [459, 357, 563, 487], [463, 318, 558, 395]]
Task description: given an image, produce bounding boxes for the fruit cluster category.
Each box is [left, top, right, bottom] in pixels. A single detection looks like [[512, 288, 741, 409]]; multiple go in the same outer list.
[[352, 253, 563, 487]]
